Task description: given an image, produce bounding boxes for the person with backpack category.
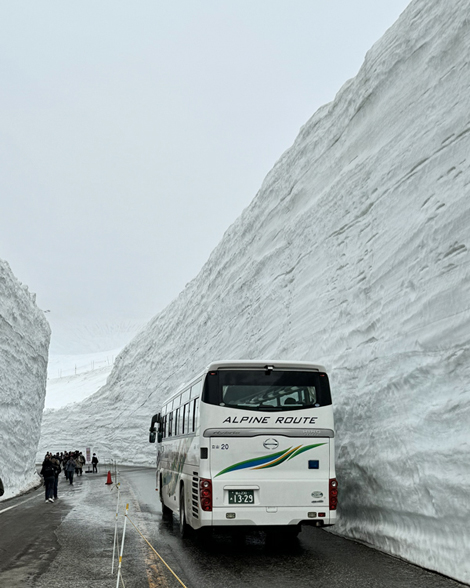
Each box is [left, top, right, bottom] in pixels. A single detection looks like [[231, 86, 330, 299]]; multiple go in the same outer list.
[[65, 454, 78, 485], [40, 454, 56, 503]]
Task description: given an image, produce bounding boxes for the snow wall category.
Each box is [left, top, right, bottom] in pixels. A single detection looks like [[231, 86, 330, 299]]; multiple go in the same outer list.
[[39, 0, 470, 582], [0, 259, 50, 500]]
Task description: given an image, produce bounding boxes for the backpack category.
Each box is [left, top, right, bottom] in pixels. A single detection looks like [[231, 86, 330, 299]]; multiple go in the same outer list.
[[42, 462, 55, 477]]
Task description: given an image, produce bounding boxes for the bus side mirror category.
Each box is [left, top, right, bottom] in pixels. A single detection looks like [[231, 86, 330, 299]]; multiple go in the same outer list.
[[157, 430, 163, 443], [149, 412, 161, 443]]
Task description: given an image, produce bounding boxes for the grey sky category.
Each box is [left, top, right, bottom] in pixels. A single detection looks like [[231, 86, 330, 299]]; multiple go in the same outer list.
[[1, 1, 410, 331]]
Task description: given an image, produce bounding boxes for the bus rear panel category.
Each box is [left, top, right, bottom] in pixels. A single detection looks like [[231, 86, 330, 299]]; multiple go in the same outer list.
[[152, 361, 337, 534]]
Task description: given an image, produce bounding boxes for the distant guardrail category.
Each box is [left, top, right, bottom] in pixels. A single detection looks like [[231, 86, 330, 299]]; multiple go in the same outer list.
[[48, 356, 115, 379]]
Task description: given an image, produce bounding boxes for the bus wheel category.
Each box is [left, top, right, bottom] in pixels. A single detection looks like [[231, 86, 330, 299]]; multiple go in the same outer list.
[[179, 486, 189, 538], [159, 477, 172, 518]]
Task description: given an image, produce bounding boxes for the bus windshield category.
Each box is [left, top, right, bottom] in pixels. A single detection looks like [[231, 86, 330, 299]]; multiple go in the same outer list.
[[202, 370, 331, 411]]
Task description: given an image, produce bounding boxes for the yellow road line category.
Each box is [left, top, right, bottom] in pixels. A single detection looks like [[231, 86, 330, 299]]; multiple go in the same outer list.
[[126, 513, 189, 588]]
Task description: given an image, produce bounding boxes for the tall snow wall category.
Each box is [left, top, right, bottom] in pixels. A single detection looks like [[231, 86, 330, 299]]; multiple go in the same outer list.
[[39, 0, 470, 582], [0, 259, 50, 500]]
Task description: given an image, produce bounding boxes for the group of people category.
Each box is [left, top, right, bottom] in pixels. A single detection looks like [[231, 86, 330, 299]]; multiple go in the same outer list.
[[39, 451, 99, 503]]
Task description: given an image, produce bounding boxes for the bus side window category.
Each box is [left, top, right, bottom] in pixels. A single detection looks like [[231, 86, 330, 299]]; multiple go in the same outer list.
[[168, 412, 173, 437], [191, 380, 202, 399], [181, 404, 186, 435], [187, 401, 194, 433], [194, 398, 200, 432], [181, 388, 190, 404], [184, 402, 191, 435], [175, 408, 180, 436]]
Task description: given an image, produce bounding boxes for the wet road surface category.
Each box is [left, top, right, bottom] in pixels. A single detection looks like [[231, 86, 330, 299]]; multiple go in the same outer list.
[[0, 467, 466, 588]]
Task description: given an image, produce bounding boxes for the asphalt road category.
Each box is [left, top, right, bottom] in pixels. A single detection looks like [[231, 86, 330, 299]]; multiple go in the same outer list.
[[0, 467, 466, 588]]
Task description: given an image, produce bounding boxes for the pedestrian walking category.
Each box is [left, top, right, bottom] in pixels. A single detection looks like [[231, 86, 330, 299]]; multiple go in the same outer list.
[[63, 452, 70, 479], [51, 455, 61, 500], [65, 454, 77, 485], [92, 453, 99, 473], [40, 454, 56, 503], [77, 452, 85, 476], [74, 451, 80, 476]]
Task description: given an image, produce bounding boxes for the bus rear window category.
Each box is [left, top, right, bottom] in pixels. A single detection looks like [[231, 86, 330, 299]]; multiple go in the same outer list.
[[202, 370, 331, 411]]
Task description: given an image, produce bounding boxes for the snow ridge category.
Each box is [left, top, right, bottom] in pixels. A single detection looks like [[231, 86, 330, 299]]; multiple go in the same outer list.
[[39, 0, 470, 582], [48, 318, 145, 355], [0, 259, 50, 500]]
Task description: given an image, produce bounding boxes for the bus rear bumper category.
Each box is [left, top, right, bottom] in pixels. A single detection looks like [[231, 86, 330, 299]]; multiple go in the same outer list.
[[209, 506, 336, 527]]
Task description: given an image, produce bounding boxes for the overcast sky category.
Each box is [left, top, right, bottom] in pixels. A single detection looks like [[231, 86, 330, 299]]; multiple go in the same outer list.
[[0, 0, 410, 332]]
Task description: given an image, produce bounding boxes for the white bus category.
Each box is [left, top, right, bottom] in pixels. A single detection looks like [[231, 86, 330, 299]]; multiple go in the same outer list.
[[149, 360, 338, 538]]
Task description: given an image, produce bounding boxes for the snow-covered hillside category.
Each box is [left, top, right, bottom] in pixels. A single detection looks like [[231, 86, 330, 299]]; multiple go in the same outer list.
[[48, 318, 144, 355], [39, 0, 470, 582], [43, 319, 144, 410], [45, 349, 120, 409], [0, 259, 50, 500]]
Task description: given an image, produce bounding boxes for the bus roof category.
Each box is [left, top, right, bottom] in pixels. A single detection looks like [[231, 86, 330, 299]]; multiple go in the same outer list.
[[205, 360, 327, 372], [162, 360, 327, 406]]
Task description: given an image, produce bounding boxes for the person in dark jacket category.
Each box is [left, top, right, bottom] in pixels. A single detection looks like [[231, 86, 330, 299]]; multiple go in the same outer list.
[[63, 452, 70, 479], [51, 455, 61, 500], [92, 453, 99, 473], [40, 455, 56, 503]]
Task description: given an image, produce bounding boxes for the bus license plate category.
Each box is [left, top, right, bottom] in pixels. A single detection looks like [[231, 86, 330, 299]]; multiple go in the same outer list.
[[228, 490, 254, 504]]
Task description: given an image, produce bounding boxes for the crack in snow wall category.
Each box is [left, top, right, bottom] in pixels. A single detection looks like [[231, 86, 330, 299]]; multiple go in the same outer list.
[[39, 0, 470, 582], [0, 259, 50, 500]]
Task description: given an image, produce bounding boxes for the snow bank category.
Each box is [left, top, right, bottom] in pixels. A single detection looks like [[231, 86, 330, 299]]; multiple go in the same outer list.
[[39, 0, 470, 582], [0, 259, 50, 500]]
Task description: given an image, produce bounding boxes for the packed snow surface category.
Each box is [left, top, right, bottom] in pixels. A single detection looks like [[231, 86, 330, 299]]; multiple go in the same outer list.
[[0, 259, 50, 500], [45, 349, 121, 409], [45, 319, 144, 409], [39, 0, 470, 582], [48, 318, 144, 355]]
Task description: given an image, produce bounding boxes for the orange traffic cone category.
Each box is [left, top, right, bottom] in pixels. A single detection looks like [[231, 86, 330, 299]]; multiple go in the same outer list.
[[105, 470, 113, 485]]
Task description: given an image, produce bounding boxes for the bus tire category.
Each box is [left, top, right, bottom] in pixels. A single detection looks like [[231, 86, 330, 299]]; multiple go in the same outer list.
[[159, 476, 172, 518], [179, 486, 189, 538]]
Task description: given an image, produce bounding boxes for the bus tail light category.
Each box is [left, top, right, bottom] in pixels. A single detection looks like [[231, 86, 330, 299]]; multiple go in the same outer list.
[[329, 478, 338, 510], [200, 478, 212, 511]]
